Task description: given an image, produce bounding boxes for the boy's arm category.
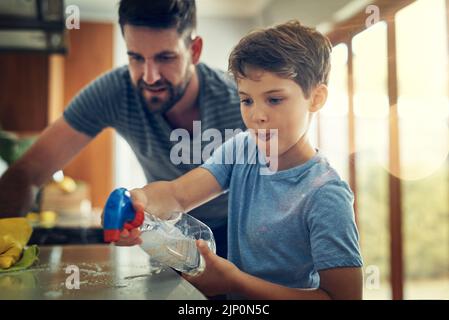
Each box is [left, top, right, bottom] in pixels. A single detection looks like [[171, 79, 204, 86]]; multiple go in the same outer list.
[[231, 267, 363, 300], [117, 168, 223, 246], [184, 242, 363, 300], [130, 167, 224, 219]]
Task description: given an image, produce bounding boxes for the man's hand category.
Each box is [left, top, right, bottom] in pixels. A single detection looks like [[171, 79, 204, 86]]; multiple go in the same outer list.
[[0, 170, 39, 217], [182, 240, 240, 297], [0, 117, 92, 218]]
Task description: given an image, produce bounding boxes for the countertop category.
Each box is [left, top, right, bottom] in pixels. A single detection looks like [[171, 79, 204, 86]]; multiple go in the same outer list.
[[29, 211, 104, 245], [0, 244, 206, 300]]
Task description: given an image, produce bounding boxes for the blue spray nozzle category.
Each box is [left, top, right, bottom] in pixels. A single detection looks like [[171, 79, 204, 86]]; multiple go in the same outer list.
[[103, 188, 144, 242]]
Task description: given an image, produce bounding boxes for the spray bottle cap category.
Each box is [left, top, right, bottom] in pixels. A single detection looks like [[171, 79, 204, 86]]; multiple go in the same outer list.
[[103, 188, 144, 243]]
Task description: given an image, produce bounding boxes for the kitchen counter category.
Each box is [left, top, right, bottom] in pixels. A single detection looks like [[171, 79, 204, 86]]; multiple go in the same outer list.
[[29, 211, 104, 245], [0, 244, 206, 300]]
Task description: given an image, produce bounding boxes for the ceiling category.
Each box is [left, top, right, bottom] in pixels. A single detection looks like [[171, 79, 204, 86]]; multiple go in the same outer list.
[[64, 0, 370, 26], [197, 0, 272, 17], [64, 0, 273, 19]]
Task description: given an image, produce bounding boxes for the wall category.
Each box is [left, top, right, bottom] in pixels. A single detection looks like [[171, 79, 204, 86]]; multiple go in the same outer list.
[[62, 22, 115, 208], [197, 16, 260, 70], [261, 0, 357, 28]]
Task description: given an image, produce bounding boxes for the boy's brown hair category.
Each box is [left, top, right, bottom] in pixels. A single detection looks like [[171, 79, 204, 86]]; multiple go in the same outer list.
[[228, 20, 332, 98]]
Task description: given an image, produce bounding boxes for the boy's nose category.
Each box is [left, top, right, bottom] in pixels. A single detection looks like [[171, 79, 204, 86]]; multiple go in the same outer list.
[[251, 106, 268, 124], [143, 60, 162, 84]]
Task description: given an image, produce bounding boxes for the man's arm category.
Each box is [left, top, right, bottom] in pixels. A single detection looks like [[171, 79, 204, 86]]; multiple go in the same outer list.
[[0, 117, 92, 217]]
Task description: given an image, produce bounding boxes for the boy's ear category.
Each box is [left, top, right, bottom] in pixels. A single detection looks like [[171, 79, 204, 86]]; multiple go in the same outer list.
[[190, 36, 203, 65], [309, 84, 328, 113]]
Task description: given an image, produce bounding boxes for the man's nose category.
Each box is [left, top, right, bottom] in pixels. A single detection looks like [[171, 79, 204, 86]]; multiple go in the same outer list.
[[142, 60, 161, 84]]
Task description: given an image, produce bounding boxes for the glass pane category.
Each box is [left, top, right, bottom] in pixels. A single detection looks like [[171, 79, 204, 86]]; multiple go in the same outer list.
[[396, 0, 449, 299], [352, 21, 391, 299], [320, 43, 349, 181], [114, 133, 147, 189]]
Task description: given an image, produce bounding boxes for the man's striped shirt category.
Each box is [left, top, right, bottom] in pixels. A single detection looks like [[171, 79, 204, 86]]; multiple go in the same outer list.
[[63, 63, 245, 228]]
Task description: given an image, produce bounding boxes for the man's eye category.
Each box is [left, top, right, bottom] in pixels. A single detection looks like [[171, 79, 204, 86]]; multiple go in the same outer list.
[[130, 56, 144, 63], [268, 97, 283, 105], [158, 55, 176, 62], [240, 98, 253, 106]]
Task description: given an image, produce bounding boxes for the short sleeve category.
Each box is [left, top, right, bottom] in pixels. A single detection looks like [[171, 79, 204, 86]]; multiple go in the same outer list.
[[200, 133, 245, 190], [63, 69, 122, 137], [306, 181, 363, 271]]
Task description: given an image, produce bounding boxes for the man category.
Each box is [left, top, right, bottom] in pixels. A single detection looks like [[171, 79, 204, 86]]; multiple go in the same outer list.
[[0, 0, 245, 258]]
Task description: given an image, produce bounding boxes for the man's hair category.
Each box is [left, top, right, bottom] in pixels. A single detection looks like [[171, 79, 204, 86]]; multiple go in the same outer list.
[[228, 20, 332, 98], [118, 0, 197, 40]]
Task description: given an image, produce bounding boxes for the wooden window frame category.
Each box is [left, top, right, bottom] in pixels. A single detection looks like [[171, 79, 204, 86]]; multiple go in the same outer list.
[[322, 0, 428, 300]]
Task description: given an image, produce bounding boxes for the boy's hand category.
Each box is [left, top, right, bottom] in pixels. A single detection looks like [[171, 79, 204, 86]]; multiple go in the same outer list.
[[113, 189, 148, 246], [129, 188, 148, 213], [182, 240, 240, 297], [100, 188, 147, 246], [115, 228, 142, 246]]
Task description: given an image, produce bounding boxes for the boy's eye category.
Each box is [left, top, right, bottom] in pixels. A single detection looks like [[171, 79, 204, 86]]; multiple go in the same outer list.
[[240, 98, 253, 106], [268, 97, 283, 105]]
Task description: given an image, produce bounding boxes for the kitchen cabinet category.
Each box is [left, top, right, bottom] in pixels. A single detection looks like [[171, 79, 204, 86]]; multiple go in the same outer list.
[[0, 53, 63, 131], [0, 22, 115, 208]]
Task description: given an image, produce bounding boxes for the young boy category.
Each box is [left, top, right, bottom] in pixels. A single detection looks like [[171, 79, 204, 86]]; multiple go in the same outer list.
[[116, 20, 363, 299]]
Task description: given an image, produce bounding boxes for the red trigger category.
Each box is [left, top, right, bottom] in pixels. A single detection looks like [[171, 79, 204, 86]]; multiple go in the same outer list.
[[130, 210, 144, 228]]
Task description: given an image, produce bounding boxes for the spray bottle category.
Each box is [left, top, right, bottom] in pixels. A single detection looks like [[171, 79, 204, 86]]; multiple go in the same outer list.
[[103, 188, 216, 275]]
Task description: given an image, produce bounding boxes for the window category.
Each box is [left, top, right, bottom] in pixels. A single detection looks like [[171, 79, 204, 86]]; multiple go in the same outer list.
[[352, 22, 391, 299], [396, 0, 449, 299], [325, 0, 449, 299], [320, 43, 350, 181]]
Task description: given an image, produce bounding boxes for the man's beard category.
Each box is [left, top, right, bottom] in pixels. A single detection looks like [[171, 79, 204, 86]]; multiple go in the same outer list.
[[137, 70, 192, 115]]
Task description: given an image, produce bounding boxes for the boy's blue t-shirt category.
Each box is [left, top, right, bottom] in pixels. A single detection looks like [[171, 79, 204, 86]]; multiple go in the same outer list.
[[201, 132, 363, 290]]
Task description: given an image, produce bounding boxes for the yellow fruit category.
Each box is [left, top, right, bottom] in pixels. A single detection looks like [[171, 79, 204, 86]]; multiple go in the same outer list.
[[58, 176, 77, 193], [40, 211, 57, 228], [26, 212, 40, 223]]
